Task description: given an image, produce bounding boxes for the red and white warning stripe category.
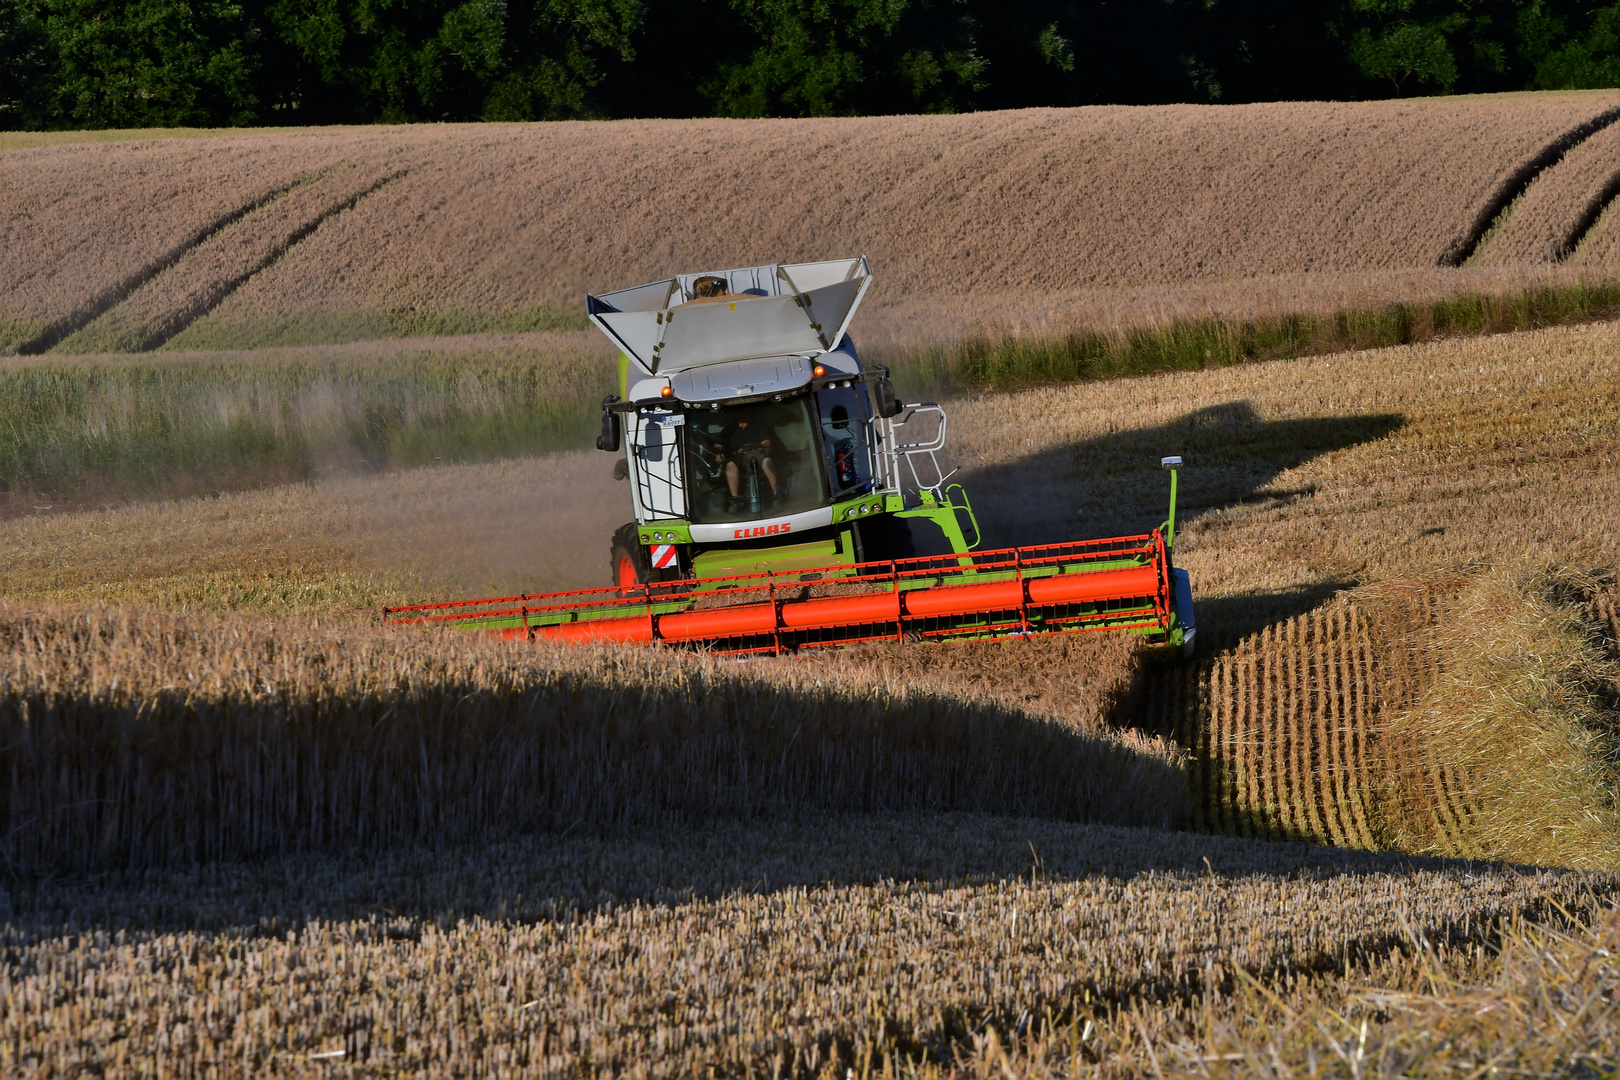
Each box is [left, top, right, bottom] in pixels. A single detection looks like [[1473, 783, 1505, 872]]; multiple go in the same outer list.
[[650, 544, 678, 569]]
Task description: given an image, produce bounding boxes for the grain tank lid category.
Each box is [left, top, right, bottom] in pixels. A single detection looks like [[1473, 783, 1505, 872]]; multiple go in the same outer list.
[[586, 256, 872, 375]]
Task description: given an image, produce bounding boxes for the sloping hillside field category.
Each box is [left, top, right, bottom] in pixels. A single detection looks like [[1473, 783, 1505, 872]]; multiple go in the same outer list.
[[8, 93, 1620, 355], [4, 99, 1620, 1074]]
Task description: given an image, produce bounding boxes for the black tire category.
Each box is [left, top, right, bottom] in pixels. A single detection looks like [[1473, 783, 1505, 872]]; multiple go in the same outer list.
[[610, 522, 647, 593]]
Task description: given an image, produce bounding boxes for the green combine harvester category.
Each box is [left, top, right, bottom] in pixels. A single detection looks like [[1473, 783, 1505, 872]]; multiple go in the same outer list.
[[386, 256, 1195, 656]]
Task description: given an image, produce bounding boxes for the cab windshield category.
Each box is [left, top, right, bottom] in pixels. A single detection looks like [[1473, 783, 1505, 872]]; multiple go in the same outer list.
[[684, 397, 827, 523]]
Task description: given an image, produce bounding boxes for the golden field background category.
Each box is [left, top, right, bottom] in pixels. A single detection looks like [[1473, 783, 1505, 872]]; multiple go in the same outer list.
[[8, 92, 1620, 356]]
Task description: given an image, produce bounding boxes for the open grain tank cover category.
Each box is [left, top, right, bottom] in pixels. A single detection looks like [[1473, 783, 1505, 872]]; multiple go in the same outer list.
[[586, 256, 872, 375]]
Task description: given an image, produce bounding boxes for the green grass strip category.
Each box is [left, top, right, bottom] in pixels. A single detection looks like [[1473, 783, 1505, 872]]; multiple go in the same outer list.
[[890, 279, 1620, 392]]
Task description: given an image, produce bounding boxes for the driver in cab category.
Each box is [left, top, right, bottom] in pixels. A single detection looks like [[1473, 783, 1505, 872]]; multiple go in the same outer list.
[[713, 409, 782, 501]]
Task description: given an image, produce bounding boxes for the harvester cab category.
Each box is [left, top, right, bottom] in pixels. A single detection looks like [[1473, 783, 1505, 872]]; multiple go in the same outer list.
[[384, 256, 1195, 658], [588, 256, 975, 587]]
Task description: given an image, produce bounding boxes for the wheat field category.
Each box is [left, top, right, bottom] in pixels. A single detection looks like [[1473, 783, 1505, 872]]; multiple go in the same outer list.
[[8, 102, 1620, 1073], [9, 94, 1620, 356], [1477, 117, 1620, 264]]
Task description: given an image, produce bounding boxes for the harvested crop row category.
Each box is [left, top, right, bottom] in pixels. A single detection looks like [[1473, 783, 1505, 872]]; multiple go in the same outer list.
[[1148, 569, 1620, 869], [52, 160, 409, 354], [1, 812, 1610, 1077], [1158, 601, 1405, 849], [1476, 118, 1620, 264], [1382, 566, 1620, 869], [0, 603, 1185, 875]]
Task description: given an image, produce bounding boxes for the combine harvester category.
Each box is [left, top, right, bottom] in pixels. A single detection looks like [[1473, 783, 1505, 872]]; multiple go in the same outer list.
[[385, 257, 1195, 656]]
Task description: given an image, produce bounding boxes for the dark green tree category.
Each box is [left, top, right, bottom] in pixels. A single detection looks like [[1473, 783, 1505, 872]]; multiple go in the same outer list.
[[262, 0, 506, 121], [0, 0, 54, 127], [1522, 1, 1620, 88], [485, 0, 643, 119], [258, 0, 640, 121], [704, 0, 984, 116], [15, 0, 259, 127]]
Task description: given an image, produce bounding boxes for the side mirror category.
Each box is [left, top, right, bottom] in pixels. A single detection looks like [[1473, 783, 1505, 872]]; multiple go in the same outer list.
[[873, 377, 903, 418], [596, 410, 622, 452]]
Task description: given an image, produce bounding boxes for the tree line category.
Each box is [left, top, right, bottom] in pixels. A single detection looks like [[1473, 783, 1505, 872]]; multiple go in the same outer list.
[[4, 0, 1620, 128]]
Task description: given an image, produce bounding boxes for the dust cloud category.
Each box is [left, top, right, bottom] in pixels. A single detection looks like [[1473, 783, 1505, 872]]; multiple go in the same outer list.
[[338, 451, 628, 597]]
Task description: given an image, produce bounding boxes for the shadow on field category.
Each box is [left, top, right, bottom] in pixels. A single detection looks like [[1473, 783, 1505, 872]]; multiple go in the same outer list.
[[1185, 580, 1356, 648], [7, 810, 1556, 937], [1, 655, 1187, 886], [959, 400, 1403, 551]]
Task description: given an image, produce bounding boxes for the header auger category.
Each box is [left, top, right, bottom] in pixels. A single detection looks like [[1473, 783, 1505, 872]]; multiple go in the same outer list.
[[385, 256, 1196, 657]]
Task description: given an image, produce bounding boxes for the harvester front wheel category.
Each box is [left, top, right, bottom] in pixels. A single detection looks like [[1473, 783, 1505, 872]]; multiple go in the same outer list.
[[610, 523, 648, 594]]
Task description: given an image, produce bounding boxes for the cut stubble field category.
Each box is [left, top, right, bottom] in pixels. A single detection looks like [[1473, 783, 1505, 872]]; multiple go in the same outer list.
[[6, 319, 1615, 611], [2, 321, 1618, 1074], [4, 808, 1614, 1076]]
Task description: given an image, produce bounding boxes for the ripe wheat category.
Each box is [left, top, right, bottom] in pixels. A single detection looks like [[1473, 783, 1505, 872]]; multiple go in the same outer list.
[[0, 603, 1186, 876], [8, 94, 1620, 355], [0, 134, 396, 351], [1477, 118, 1620, 264], [52, 161, 409, 354]]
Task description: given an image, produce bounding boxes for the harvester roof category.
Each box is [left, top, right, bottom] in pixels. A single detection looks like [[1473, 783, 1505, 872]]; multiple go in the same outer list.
[[586, 256, 872, 376]]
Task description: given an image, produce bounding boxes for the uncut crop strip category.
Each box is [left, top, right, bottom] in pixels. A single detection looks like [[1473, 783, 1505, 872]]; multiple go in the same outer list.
[[0, 337, 615, 515], [53, 160, 409, 353], [0, 604, 1187, 876]]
